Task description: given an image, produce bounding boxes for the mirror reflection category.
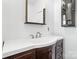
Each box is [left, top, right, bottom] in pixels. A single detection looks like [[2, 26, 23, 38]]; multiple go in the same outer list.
[[61, 0, 76, 27], [25, 0, 47, 25]]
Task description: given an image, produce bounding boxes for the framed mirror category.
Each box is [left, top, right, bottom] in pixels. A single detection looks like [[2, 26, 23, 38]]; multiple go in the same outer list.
[[61, 0, 76, 27], [25, 0, 46, 25]]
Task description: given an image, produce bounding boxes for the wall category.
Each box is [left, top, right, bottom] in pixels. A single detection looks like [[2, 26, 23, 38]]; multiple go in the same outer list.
[[2, 0, 48, 41], [47, 0, 77, 59]]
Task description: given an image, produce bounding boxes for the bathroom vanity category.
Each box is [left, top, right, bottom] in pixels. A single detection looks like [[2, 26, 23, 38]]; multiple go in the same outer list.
[[3, 36, 63, 59], [3, 45, 53, 59]]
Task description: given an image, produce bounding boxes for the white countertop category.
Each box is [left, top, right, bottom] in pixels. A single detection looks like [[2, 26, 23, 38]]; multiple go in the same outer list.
[[3, 35, 63, 58]]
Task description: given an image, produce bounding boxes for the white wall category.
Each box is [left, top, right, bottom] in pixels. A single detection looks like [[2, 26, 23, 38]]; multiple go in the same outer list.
[[47, 0, 77, 59], [2, 0, 49, 41]]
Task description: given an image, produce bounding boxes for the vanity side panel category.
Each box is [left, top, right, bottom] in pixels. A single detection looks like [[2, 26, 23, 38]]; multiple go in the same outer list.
[[55, 39, 63, 59]]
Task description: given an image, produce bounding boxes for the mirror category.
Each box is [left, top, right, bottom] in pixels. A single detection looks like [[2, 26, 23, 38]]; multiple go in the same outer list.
[[25, 0, 47, 25], [61, 0, 76, 27]]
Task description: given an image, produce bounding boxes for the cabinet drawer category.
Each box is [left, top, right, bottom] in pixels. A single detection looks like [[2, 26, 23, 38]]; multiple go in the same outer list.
[[14, 49, 35, 59], [36, 46, 52, 53], [3, 56, 15, 59], [3, 49, 35, 59]]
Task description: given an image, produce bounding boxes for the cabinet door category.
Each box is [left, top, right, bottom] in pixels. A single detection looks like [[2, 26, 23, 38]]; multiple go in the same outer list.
[[36, 46, 52, 59], [55, 39, 63, 59], [14, 50, 35, 59]]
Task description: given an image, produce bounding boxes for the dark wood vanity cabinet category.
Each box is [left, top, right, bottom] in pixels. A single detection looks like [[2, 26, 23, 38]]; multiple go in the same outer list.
[[36, 46, 52, 59], [3, 39, 63, 59], [55, 39, 63, 59], [3, 46, 53, 59]]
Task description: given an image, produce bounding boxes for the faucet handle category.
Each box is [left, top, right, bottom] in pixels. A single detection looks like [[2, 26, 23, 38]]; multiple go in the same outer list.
[[30, 34, 34, 39], [36, 32, 41, 38]]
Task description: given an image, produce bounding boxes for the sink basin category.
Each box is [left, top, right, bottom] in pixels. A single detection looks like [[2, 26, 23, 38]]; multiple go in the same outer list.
[[28, 35, 63, 48]]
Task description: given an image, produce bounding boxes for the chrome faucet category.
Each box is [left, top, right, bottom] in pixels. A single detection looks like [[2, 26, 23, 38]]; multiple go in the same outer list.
[[2, 41, 5, 50], [30, 34, 34, 39], [36, 32, 41, 38]]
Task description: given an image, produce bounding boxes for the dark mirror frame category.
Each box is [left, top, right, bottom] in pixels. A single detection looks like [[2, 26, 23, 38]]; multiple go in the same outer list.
[[24, 0, 46, 25], [61, 0, 76, 27]]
